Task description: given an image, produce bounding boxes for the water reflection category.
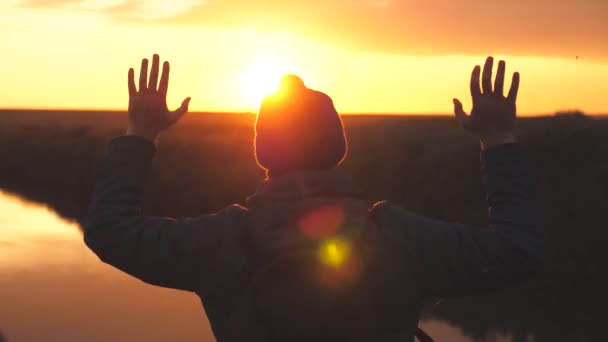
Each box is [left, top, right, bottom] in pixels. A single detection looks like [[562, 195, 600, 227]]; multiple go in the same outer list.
[[0, 191, 83, 272], [0, 190, 473, 341], [0, 191, 212, 342]]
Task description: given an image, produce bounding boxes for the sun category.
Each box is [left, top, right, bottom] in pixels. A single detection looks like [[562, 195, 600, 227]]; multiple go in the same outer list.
[[240, 57, 290, 110]]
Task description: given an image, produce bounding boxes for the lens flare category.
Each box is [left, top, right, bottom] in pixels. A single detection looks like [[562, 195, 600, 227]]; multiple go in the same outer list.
[[319, 238, 351, 268], [298, 206, 345, 240]]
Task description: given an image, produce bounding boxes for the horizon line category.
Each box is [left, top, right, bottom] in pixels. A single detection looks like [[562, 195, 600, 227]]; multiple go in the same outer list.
[[1, 108, 604, 117]]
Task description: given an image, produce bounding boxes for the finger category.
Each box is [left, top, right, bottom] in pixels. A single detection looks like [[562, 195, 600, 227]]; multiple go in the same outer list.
[[139, 58, 149, 93], [452, 98, 466, 121], [171, 97, 191, 123], [128, 68, 136, 97], [149, 54, 160, 92], [507, 72, 520, 104], [453, 98, 470, 129], [494, 60, 506, 96], [470, 65, 481, 98], [159, 61, 170, 98], [482, 56, 493, 94]]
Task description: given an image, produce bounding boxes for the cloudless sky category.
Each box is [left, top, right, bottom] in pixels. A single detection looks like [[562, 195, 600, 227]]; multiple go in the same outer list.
[[0, 0, 607, 114]]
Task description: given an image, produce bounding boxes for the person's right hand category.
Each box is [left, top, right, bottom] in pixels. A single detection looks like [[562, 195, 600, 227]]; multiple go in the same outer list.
[[453, 56, 520, 149], [126, 54, 191, 142]]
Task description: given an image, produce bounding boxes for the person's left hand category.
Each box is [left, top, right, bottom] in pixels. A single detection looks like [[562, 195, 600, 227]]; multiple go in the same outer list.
[[452, 56, 519, 150], [126, 54, 191, 142]]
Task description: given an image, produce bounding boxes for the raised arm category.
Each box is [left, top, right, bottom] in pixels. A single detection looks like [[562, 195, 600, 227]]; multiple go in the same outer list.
[[376, 57, 543, 297], [84, 55, 245, 292]]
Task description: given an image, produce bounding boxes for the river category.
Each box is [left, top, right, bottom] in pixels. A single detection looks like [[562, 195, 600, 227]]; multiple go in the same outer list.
[[0, 190, 479, 341]]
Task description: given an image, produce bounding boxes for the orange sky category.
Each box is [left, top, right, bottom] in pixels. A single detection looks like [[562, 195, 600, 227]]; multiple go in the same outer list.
[[0, 0, 607, 115]]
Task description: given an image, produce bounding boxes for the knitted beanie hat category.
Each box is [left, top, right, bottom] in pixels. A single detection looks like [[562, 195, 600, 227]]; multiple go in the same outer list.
[[255, 75, 347, 177]]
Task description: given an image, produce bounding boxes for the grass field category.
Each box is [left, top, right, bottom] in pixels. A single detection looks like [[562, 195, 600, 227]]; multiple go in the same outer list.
[[0, 109, 606, 341]]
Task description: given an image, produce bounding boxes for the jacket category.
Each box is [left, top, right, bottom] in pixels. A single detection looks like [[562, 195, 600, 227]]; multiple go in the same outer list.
[[85, 135, 543, 341]]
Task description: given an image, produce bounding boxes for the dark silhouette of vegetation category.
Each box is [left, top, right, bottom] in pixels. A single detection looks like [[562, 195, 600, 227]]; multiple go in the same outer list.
[[554, 109, 587, 117], [0, 109, 606, 341]]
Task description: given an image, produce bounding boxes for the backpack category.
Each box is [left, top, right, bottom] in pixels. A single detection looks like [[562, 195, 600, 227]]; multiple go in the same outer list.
[[226, 202, 433, 342]]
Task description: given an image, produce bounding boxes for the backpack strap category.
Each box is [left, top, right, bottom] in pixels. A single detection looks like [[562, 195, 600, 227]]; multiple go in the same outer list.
[[415, 327, 434, 342]]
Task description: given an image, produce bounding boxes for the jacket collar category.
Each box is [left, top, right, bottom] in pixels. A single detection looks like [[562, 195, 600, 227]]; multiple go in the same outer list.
[[246, 169, 362, 209]]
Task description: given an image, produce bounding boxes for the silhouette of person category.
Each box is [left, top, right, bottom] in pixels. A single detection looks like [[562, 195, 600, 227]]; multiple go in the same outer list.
[[85, 54, 543, 341]]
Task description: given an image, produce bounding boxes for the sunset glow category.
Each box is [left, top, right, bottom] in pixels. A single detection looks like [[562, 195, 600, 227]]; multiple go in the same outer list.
[[0, 1, 606, 115], [240, 57, 291, 109]]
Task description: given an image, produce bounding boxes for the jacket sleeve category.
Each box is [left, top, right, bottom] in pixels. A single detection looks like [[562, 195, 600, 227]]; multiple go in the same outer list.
[[375, 143, 543, 297], [84, 136, 246, 292]]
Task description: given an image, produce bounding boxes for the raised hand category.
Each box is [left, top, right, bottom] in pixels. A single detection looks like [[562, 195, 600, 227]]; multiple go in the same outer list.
[[126, 54, 191, 142], [453, 56, 519, 149]]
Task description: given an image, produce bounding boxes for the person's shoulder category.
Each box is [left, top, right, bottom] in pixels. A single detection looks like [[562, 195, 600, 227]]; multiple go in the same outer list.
[[370, 200, 409, 219], [369, 201, 434, 231], [183, 204, 249, 232], [370, 201, 409, 227], [369, 201, 420, 259], [215, 204, 249, 225], [220, 203, 249, 215]]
